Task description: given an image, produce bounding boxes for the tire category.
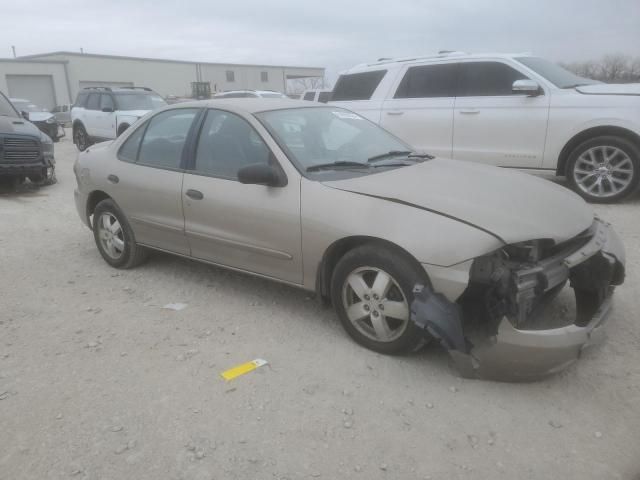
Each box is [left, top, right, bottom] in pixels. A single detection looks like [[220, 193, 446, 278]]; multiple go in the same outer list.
[[566, 135, 640, 203], [92, 199, 149, 269], [74, 123, 90, 152], [330, 243, 429, 355]]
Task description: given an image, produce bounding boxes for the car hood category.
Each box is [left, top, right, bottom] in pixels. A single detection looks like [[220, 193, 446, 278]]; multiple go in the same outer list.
[[0, 115, 42, 138], [576, 83, 640, 96], [26, 111, 54, 122], [322, 159, 594, 245]]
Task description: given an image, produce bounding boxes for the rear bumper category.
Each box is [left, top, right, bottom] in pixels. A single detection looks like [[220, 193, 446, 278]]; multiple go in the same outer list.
[[411, 219, 625, 381]]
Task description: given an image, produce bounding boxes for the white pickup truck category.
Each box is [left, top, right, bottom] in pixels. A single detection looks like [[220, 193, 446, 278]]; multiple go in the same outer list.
[[330, 52, 640, 202]]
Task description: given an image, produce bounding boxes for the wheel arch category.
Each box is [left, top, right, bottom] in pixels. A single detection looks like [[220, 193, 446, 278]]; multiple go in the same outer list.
[[556, 126, 640, 176], [315, 235, 428, 303], [85, 190, 112, 228]]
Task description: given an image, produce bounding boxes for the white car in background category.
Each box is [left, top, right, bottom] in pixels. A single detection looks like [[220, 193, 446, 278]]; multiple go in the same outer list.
[[213, 90, 287, 99], [71, 86, 166, 151], [330, 52, 640, 202]]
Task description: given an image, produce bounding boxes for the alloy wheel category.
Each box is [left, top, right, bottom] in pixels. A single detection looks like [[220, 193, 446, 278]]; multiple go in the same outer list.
[[97, 212, 125, 260], [341, 266, 410, 343], [572, 145, 634, 199]]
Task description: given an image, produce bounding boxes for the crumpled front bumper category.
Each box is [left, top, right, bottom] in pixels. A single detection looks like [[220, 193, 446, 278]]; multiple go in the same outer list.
[[411, 219, 625, 381]]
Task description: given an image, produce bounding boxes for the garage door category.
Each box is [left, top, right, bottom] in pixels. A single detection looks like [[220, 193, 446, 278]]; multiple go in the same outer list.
[[79, 81, 134, 90], [6, 75, 56, 111]]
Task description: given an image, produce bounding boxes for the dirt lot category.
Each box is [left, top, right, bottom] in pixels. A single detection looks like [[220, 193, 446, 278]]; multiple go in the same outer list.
[[1, 133, 639, 480]]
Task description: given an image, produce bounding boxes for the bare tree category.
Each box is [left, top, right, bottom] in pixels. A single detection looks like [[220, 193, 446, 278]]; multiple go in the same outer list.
[[562, 54, 640, 83], [600, 54, 630, 82]]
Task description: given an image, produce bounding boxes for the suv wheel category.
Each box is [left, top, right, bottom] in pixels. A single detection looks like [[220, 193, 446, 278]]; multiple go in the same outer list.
[[93, 199, 149, 269], [74, 124, 90, 152], [331, 244, 429, 355], [566, 135, 640, 203]]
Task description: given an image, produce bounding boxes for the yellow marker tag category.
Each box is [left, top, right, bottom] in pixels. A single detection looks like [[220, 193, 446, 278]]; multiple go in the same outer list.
[[221, 358, 268, 381]]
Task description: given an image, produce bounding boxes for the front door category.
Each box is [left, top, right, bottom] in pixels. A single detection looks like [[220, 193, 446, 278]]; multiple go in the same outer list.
[[380, 62, 457, 158], [107, 108, 201, 254], [182, 109, 302, 284], [94, 93, 116, 139], [452, 61, 550, 167]]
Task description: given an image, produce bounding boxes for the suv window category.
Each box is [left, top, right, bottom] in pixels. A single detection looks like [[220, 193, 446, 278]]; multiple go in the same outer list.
[[74, 92, 89, 108], [303, 92, 315, 101], [332, 70, 387, 101], [457, 61, 528, 97], [86, 93, 101, 110], [136, 108, 199, 169], [118, 124, 146, 162], [100, 94, 115, 112], [394, 63, 458, 98], [193, 109, 271, 180], [318, 92, 331, 103], [116, 93, 166, 111]]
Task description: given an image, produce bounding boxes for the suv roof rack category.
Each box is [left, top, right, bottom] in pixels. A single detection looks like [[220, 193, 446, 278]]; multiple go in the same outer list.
[[82, 86, 112, 91], [118, 86, 153, 91], [80, 86, 153, 92], [366, 51, 468, 67]]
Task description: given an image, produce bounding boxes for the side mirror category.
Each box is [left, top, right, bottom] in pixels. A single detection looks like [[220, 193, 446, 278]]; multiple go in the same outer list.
[[512, 79, 542, 97], [21, 111, 29, 120], [237, 163, 286, 187], [102, 106, 114, 113]]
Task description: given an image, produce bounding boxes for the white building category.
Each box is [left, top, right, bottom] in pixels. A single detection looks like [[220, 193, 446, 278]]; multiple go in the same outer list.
[[0, 51, 324, 110]]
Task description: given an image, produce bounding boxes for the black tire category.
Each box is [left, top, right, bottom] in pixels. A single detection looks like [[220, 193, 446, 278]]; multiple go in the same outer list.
[[330, 243, 429, 355], [74, 123, 90, 152], [566, 135, 640, 203], [92, 199, 149, 269]]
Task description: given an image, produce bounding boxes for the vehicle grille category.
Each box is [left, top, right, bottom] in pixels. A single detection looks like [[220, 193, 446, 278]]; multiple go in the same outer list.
[[1, 136, 41, 163]]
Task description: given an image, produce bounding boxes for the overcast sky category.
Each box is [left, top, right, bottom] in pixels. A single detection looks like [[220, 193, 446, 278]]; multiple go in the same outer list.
[[2, 0, 639, 83]]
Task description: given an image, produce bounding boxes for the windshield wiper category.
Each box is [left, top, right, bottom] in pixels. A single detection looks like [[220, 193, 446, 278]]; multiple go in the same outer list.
[[367, 150, 434, 163], [306, 161, 369, 172]]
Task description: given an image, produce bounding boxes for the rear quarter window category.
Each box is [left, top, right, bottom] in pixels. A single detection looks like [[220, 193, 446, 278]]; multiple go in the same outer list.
[[331, 70, 387, 101]]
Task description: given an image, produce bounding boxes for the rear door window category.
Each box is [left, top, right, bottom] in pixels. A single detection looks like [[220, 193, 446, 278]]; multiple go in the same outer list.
[[303, 92, 315, 101], [394, 63, 458, 98], [457, 62, 528, 97], [86, 93, 100, 110], [331, 70, 387, 101], [100, 94, 115, 112]]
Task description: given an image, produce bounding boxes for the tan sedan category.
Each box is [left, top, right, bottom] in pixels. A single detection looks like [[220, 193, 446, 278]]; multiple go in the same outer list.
[[73, 99, 625, 380]]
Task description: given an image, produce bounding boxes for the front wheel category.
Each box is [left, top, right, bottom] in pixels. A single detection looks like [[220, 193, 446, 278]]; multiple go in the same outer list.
[[331, 244, 429, 355], [566, 136, 640, 203], [74, 124, 90, 152], [92, 199, 148, 269]]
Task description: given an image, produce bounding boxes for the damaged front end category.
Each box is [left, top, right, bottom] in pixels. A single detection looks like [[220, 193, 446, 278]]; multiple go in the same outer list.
[[411, 218, 625, 381]]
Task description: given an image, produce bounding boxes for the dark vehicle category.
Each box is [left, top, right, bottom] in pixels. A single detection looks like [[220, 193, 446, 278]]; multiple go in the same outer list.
[[0, 91, 56, 186], [11, 98, 64, 142]]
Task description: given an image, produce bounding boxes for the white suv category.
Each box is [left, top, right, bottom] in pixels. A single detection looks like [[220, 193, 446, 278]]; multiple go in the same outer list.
[[71, 87, 166, 151], [330, 52, 640, 202]]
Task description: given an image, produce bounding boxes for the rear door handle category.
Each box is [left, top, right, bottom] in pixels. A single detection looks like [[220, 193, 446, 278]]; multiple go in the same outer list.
[[386, 111, 405, 116], [459, 109, 480, 114], [107, 174, 119, 184], [185, 189, 204, 200]]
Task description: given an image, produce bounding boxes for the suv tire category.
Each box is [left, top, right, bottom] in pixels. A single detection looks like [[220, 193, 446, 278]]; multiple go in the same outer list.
[[74, 123, 90, 152]]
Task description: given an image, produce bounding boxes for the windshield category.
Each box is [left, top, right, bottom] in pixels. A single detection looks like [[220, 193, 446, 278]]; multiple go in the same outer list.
[[256, 107, 411, 171], [116, 93, 167, 111], [0, 93, 19, 116], [515, 57, 599, 88], [11, 100, 47, 112]]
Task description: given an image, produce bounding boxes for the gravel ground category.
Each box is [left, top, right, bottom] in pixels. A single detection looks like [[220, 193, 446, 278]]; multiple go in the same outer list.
[[1, 132, 639, 480]]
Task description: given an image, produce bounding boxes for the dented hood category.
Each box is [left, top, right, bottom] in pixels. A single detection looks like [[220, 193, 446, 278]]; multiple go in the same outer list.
[[322, 159, 593, 245]]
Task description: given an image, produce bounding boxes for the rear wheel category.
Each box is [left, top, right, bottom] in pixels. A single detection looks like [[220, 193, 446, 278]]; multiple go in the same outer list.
[[331, 244, 429, 354], [566, 136, 639, 203], [92, 199, 148, 269]]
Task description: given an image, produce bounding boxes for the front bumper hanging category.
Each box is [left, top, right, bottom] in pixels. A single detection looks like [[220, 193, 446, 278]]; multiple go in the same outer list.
[[411, 219, 625, 381]]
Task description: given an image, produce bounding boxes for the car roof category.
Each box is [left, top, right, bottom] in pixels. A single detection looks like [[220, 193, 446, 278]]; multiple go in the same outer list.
[[169, 98, 329, 114], [342, 51, 532, 73]]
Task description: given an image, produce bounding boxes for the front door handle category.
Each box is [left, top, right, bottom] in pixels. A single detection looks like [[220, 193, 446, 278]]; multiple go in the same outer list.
[[386, 111, 405, 116], [459, 109, 480, 114], [185, 189, 204, 200], [107, 174, 119, 184]]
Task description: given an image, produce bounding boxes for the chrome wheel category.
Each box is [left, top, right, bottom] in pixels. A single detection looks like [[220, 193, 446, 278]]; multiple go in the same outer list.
[[572, 146, 634, 198], [341, 267, 410, 343], [97, 212, 125, 260]]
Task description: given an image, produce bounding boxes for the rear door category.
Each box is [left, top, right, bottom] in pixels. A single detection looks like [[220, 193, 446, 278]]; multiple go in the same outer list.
[[94, 94, 117, 139], [182, 108, 303, 284], [452, 61, 550, 167], [107, 107, 201, 254], [380, 62, 457, 158]]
